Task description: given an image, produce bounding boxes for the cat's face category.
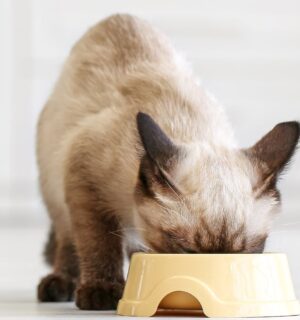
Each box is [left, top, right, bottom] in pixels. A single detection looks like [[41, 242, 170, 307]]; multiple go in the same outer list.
[[134, 113, 299, 253]]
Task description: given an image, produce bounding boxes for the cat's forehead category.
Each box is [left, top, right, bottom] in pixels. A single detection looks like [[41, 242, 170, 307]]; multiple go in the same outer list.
[[176, 157, 254, 229], [177, 149, 253, 198]]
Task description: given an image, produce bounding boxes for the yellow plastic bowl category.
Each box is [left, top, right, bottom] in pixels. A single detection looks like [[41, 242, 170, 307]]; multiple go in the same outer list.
[[117, 253, 300, 317]]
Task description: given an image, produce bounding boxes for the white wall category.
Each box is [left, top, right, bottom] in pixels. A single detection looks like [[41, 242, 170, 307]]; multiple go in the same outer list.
[[0, 0, 299, 229]]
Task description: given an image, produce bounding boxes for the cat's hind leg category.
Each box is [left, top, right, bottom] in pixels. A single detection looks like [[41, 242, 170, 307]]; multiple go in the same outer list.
[[37, 204, 79, 302], [38, 235, 78, 302]]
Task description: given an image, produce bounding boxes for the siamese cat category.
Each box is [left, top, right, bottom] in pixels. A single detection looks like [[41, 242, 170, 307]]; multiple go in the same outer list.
[[36, 14, 299, 310]]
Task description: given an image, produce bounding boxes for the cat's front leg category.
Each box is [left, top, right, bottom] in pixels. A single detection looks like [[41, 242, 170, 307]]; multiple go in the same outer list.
[[72, 206, 124, 310], [66, 182, 124, 310], [76, 278, 124, 310]]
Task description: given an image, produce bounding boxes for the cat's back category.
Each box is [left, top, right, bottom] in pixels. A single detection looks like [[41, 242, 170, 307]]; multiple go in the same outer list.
[[37, 14, 176, 186], [38, 14, 174, 141], [71, 14, 173, 70]]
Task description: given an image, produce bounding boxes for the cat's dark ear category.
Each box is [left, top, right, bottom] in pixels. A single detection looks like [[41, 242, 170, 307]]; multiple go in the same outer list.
[[246, 121, 299, 177], [136, 112, 181, 195], [137, 112, 180, 170]]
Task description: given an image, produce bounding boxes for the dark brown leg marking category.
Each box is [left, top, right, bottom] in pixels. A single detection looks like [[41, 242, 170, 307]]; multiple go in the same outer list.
[[38, 240, 78, 302], [38, 273, 75, 302], [76, 279, 124, 310], [65, 180, 124, 310], [72, 210, 124, 310]]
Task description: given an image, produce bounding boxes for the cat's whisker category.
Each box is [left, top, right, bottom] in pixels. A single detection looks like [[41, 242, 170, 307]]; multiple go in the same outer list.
[[109, 231, 125, 240], [279, 221, 300, 227], [152, 201, 191, 227], [165, 179, 185, 205], [269, 229, 295, 235], [269, 221, 300, 235], [153, 201, 170, 214], [135, 240, 154, 253], [269, 231, 287, 235], [113, 227, 146, 233]]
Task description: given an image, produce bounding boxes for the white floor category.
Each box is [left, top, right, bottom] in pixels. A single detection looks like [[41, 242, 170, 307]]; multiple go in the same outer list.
[[0, 226, 299, 319]]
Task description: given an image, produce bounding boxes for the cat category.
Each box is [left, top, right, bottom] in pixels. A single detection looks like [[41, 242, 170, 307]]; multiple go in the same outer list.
[[36, 14, 299, 310]]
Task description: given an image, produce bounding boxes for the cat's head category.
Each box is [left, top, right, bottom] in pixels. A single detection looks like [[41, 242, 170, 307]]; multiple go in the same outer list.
[[134, 112, 299, 253]]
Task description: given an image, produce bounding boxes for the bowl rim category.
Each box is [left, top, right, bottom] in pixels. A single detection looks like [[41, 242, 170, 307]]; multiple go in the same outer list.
[[131, 252, 284, 257]]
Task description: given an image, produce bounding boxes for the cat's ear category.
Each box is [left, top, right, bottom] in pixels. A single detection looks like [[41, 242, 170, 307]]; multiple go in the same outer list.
[[136, 112, 181, 195], [137, 112, 180, 170], [246, 121, 299, 178]]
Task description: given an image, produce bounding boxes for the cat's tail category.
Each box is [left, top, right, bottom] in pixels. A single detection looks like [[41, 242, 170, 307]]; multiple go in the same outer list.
[[43, 226, 56, 265]]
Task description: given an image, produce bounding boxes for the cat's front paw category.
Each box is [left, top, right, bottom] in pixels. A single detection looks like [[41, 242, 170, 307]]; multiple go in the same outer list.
[[38, 273, 76, 302], [75, 279, 124, 310]]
